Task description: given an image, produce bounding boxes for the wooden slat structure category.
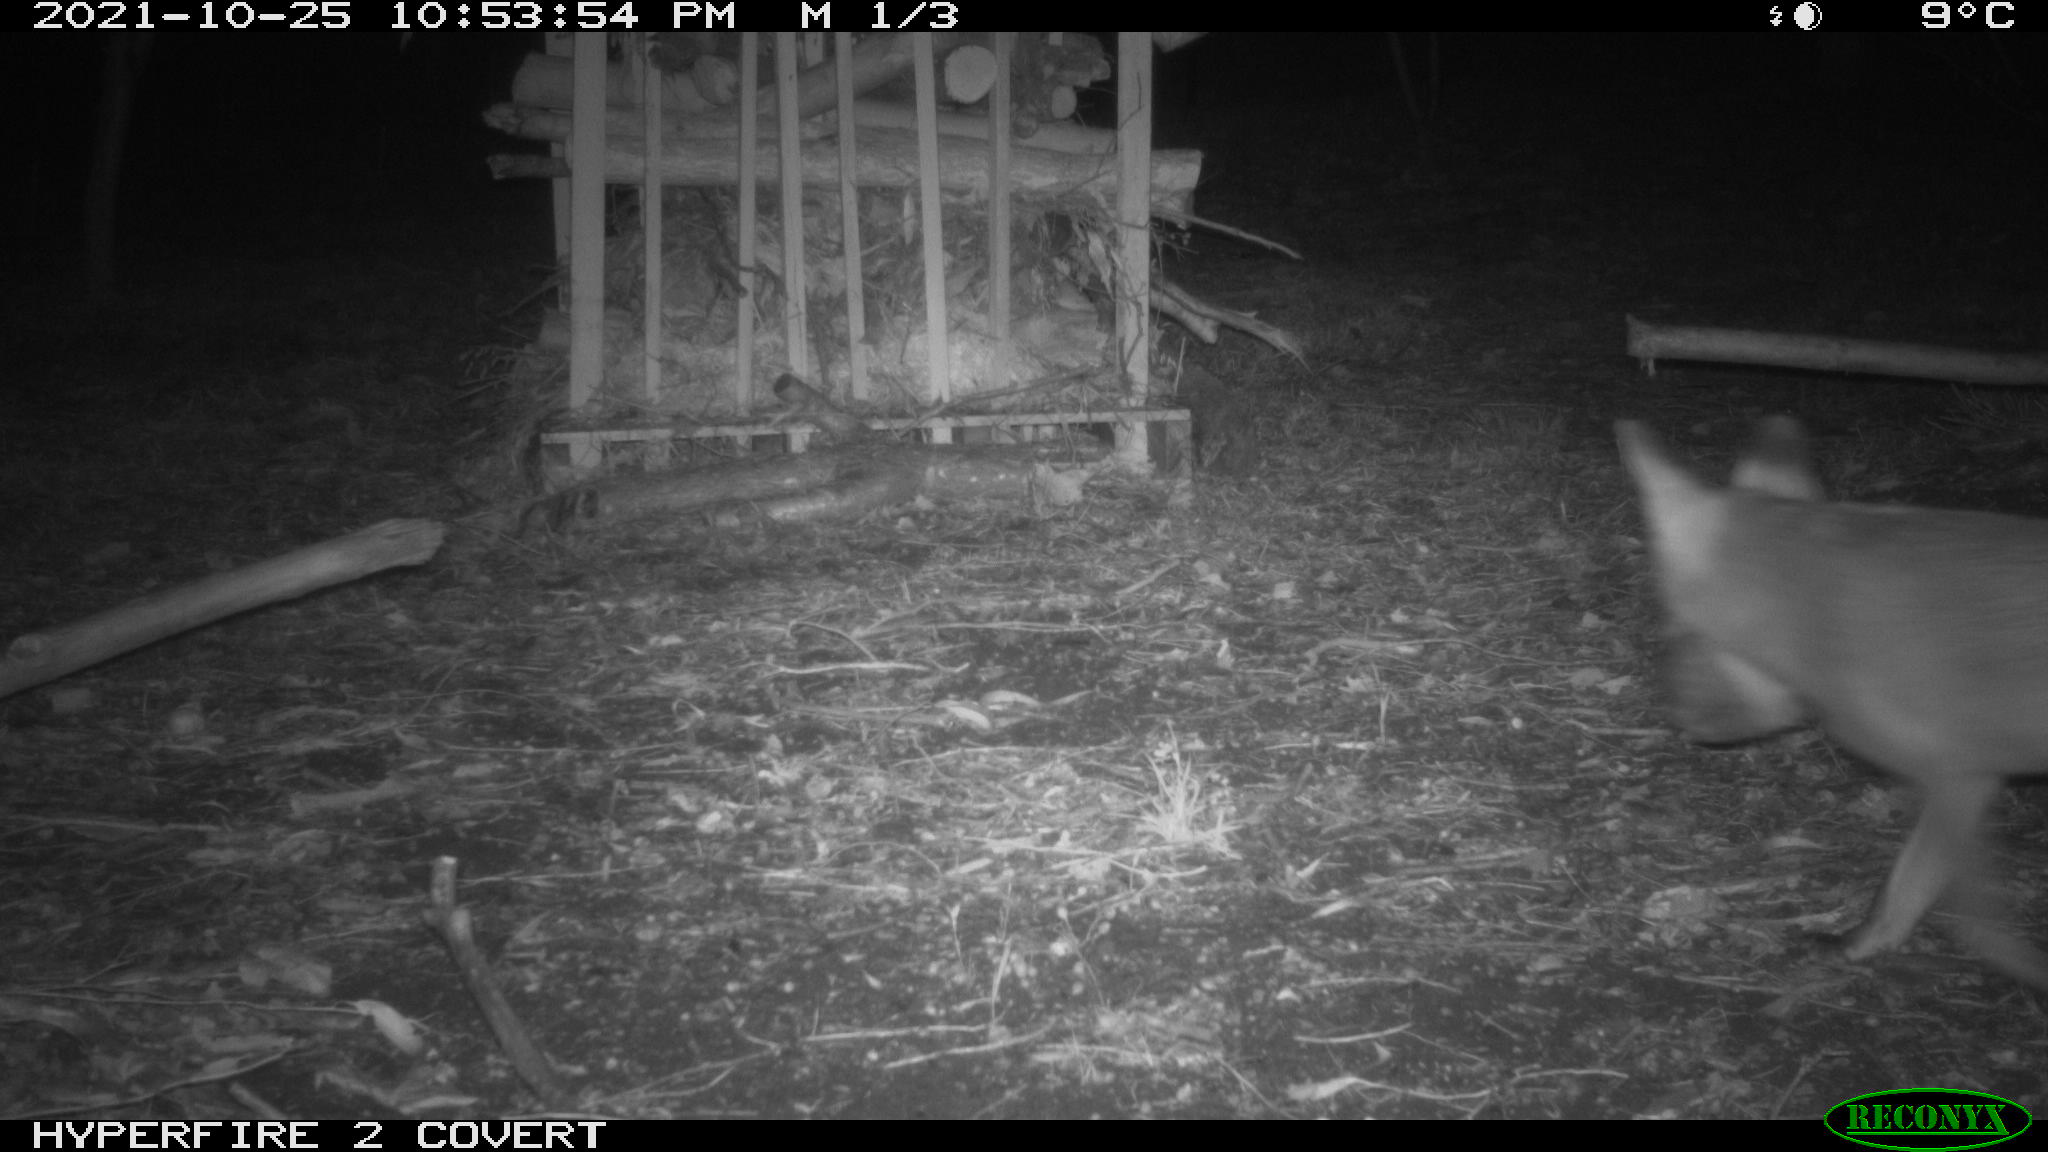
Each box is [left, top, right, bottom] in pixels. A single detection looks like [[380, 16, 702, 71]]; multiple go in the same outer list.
[[522, 32, 1196, 477]]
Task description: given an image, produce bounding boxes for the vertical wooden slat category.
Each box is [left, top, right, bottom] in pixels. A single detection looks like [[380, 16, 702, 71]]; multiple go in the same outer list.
[[834, 31, 869, 403], [734, 33, 759, 416], [568, 31, 607, 413], [543, 31, 574, 281], [987, 33, 1014, 399], [775, 33, 810, 383], [910, 32, 951, 443], [1113, 32, 1154, 467], [640, 34, 662, 407]]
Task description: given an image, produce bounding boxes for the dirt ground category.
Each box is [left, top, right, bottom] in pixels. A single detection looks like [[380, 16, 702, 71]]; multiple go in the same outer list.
[[4, 33, 2046, 1120]]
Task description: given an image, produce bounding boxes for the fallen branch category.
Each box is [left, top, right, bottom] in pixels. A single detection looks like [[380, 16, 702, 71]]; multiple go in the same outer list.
[[531, 439, 1112, 534], [1, 519, 446, 699], [1157, 275, 1305, 362], [1626, 314, 2048, 385], [426, 857, 573, 1111]]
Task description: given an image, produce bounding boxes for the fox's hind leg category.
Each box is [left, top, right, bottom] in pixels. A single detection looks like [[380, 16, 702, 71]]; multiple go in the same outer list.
[[1844, 774, 2006, 966]]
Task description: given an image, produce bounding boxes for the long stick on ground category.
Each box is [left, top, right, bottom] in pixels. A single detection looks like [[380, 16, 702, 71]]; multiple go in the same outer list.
[[0, 518, 446, 699], [1626, 314, 2048, 385]]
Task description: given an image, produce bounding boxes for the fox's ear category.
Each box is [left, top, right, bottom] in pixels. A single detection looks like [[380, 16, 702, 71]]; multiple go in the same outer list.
[[1732, 416, 1824, 501], [1616, 421, 1729, 581], [1615, 421, 1689, 496]]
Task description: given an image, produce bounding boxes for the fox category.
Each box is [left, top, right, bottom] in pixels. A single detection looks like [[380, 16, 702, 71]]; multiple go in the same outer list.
[[1617, 416, 2048, 989]]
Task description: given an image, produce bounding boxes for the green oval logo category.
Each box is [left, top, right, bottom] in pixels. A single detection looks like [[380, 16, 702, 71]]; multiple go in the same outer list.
[[1826, 1089, 2031, 1150]]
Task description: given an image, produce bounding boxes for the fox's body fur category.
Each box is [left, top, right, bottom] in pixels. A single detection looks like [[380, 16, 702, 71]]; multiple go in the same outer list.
[[1619, 418, 2048, 988]]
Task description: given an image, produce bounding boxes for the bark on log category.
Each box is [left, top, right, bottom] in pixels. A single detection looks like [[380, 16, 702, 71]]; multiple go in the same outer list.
[[1, 519, 446, 699], [512, 35, 945, 124], [1626, 314, 2048, 385], [484, 98, 1117, 154], [537, 441, 1110, 533], [842, 100, 1111, 153], [488, 126, 1200, 213]]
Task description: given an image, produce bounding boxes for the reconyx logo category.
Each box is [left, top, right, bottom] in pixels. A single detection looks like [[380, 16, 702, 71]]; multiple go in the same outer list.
[[1825, 1089, 2030, 1150]]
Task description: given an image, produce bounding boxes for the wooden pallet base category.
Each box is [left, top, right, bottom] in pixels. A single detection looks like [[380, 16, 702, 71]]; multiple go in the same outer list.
[[541, 409, 1193, 476]]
